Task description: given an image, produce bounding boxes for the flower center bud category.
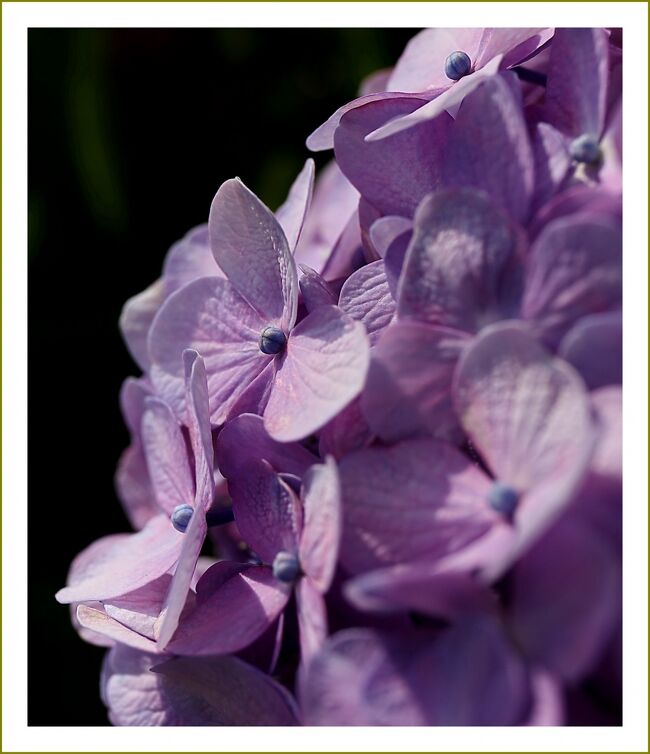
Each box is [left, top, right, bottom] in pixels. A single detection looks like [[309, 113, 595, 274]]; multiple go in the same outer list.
[[488, 482, 519, 518], [569, 133, 602, 165], [272, 551, 301, 583], [259, 326, 287, 355], [171, 504, 194, 533], [444, 51, 472, 81]]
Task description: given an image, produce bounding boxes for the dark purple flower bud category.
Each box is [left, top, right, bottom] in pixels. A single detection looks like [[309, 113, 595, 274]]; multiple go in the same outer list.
[[272, 551, 300, 583], [569, 133, 602, 165], [444, 50, 472, 81], [488, 482, 519, 518], [171, 503, 194, 533], [259, 326, 287, 355]]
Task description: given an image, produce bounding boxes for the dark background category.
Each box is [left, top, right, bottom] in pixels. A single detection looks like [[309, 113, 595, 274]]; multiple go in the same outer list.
[[28, 28, 416, 726]]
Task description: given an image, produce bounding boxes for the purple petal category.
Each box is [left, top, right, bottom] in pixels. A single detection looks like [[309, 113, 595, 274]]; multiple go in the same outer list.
[[102, 645, 299, 725], [530, 184, 621, 240], [275, 159, 315, 252], [119, 376, 152, 437], [361, 322, 469, 443], [298, 264, 336, 311], [522, 215, 622, 348], [301, 618, 532, 725], [306, 90, 434, 152], [509, 513, 620, 682], [320, 209, 364, 282], [531, 122, 572, 212], [338, 261, 396, 346], [344, 562, 496, 619], [103, 573, 173, 641], [524, 671, 564, 726], [440, 72, 535, 223], [55, 515, 183, 603], [318, 396, 373, 460], [559, 311, 621, 389], [475, 28, 552, 68], [166, 563, 291, 656], [453, 322, 596, 575], [544, 28, 609, 137], [296, 577, 328, 667], [217, 412, 316, 481], [388, 28, 484, 92], [299, 457, 341, 593], [228, 459, 302, 565], [334, 97, 451, 217], [119, 279, 165, 372], [209, 178, 298, 330], [366, 55, 502, 141], [264, 306, 370, 442], [397, 189, 521, 330], [148, 276, 270, 425], [338, 437, 496, 574], [183, 350, 215, 511], [141, 397, 195, 516]]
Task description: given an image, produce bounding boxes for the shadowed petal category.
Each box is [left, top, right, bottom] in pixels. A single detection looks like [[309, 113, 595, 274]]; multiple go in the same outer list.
[[55, 515, 184, 603], [299, 457, 341, 593], [141, 397, 194, 516], [544, 28, 609, 137], [209, 178, 298, 331], [475, 28, 551, 68], [228, 459, 303, 564], [559, 311, 621, 389], [275, 159, 315, 252], [339, 261, 396, 345], [510, 514, 620, 683], [298, 264, 336, 311], [103, 573, 173, 641], [440, 72, 535, 223], [334, 97, 451, 217], [264, 306, 370, 442], [339, 438, 496, 574], [362, 322, 468, 443], [522, 215, 622, 348], [397, 189, 521, 330], [318, 396, 373, 460], [369, 215, 412, 260], [531, 122, 572, 212], [149, 276, 270, 425], [217, 413, 316, 480], [166, 563, 291, 656], [301, 618, 531, 725], [114, 444, 157, 531]]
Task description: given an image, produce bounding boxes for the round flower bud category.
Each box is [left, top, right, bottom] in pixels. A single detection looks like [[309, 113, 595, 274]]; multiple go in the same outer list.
[[171, 504, 194, 533], [488, 482, 519, 518], [259, 326, 287, 355], [272, 551, 301, 583], [569, 133, 602, 165], [444, 51, 472, 81]]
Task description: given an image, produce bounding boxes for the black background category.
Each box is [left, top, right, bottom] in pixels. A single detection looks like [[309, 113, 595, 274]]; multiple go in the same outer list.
[[28, 28, 416, 726]]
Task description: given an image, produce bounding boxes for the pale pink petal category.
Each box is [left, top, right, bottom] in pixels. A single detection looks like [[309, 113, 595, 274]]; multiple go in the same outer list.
[[166, 563, 291, 656], [209, 178, 298, 331], [114, 444, 157, 530], [475, 28, 551, 69], [362, 322, 468, 443], [141, 397, 195, 516], [275, 159, 315, 252], [148, 276, 270, 425], [368, 215, 412, 259], [264, 306, 370, 442], [104, 573, 173, 640], [296, 577, 328, 667], [76, 606, 161, 654], [119, 279, 165, 372], [55, 515, 183, 604], [299, 457, 341, 593]]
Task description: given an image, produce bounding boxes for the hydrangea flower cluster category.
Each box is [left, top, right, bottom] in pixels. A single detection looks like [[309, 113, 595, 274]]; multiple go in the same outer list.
[[57, 27, 622, 726]]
